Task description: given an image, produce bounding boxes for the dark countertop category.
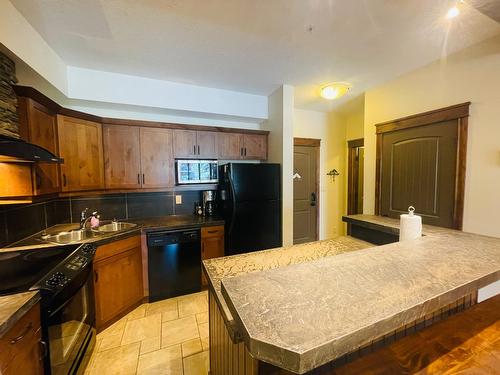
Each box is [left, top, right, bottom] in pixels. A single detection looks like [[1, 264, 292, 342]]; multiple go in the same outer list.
[[0, 291, 40, 338], [220, 215, 500, 374], [1, 215, 224, 252]]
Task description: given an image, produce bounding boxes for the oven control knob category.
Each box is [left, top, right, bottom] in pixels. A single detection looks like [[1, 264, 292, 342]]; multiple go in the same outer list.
[[81, 244, 96, 254], [46, 278, 58, 287]]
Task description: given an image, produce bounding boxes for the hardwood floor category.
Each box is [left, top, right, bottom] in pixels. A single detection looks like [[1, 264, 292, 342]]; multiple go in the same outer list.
[[83, 291, 209, 375]]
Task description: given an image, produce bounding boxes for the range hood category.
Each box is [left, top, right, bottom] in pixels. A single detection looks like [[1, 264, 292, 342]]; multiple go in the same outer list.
[[0, 134, 63, 163]]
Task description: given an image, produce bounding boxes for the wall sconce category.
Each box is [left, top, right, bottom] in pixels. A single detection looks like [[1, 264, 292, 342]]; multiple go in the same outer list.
[[326, 169, 340, 181]]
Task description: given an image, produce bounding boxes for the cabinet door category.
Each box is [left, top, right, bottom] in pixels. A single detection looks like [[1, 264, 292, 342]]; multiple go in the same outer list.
[[103, 125, 141, 189], [201, 226, 224, 287], [243, 134, 267, 160], [140, 127, 174, 188], [19, 98, 60, 195], [94, 245, 143, 330], [217, 133, 243, 160], [173, 129, 197, 158], [57, 116, 104, 192], [196, 131, 218, 159]]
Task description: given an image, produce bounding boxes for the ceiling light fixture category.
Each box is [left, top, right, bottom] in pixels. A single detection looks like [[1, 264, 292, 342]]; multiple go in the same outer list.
[[320, 82, 351, 100], [446, 6, 460, 19]]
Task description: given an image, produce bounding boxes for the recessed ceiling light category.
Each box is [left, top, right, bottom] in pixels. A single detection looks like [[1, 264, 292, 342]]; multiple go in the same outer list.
[[320, 82, 351, 100], [446, 6, 460, 19]]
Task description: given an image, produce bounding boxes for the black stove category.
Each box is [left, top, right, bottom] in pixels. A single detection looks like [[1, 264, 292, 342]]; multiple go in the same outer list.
[[0, 242, 97, 375]]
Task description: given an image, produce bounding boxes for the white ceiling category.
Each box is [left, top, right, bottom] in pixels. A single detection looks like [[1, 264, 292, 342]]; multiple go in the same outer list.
[[9, 0, 500, 112]]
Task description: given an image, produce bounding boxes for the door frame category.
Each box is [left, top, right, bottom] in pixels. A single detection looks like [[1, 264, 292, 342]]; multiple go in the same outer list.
[[374, 102, 470, 229], [347, 138, 364, 215], [293, 137, 321, 241]]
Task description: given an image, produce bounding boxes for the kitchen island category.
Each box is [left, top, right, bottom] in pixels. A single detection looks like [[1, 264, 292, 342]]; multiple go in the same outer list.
[[203, 215, 500, 374]]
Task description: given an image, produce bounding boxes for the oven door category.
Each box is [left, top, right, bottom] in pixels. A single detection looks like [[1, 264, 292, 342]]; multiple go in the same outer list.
[[44, 264, 95, 375]]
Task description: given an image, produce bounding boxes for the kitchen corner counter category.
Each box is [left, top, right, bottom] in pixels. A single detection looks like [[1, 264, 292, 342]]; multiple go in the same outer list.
[[219, 217, 500, 374], [0, 291, 40, 337]]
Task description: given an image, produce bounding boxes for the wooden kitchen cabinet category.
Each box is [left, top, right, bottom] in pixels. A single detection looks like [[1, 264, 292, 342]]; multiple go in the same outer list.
[[57, 115, 105, 192], [94, 236, 143, 331], [201, 225, 224, 287], [103, 125, 141, 189], [140, 127, 175, 188], [218, 132, 268, 160], [0, 302, 43, 375], [103, 125, 174, 189], [174, 129, 218, 159], [18, 97, 60, 195]]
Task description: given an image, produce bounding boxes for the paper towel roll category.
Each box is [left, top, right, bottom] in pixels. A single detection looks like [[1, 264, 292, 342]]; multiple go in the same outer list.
[[399, 206, 422, 241]]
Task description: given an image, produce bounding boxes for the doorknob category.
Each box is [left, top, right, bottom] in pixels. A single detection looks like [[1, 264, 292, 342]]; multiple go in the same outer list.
[[310, 192, 316, 206]]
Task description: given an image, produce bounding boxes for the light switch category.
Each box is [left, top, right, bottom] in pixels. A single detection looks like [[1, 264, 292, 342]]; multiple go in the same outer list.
[[175, 195, 182, 205]]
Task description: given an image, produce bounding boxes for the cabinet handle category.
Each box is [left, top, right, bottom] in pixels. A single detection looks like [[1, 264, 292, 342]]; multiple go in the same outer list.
[[63, 174, 67, 187], [244, 148, 247, 157], [197, 145, 200, 155], [137, 173, 140, 184], [207, 230, 218, 234], [193, 145, 196, 155], [10, 322, 32, 344], [94, 270, 98, 283], [142, 174, 145, 184]]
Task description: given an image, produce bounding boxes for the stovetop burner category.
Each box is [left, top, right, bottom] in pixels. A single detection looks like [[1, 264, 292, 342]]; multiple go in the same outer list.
[[0, 245, 79, 296]]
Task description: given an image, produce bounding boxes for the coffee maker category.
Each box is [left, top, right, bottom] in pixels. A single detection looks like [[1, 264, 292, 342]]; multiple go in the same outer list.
[[202, 190, 217, 217]]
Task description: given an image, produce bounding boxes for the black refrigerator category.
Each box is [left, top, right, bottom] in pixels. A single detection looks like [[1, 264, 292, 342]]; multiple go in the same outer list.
[[219, 163, 282, 255]]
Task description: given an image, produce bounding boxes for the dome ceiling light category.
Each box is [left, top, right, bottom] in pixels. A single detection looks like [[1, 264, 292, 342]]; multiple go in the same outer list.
[[320, 82, 351, 100]]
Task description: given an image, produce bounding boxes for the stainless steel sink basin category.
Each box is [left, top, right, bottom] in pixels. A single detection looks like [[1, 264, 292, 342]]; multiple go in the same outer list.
[[41, 229, 98, 244], [92, 222, 137, 233]]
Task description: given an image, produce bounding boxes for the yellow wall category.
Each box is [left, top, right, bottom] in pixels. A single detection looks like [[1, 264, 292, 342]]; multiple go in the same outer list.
[[364, 35, 500, 237], [293, 108, 346, 239]]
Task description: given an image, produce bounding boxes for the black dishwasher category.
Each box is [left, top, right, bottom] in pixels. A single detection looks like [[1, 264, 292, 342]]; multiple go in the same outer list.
[[147, 229, 201, 301]]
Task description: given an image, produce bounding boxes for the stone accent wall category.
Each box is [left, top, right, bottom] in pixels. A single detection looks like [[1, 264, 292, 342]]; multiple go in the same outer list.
[[0, 52, 19, 138]]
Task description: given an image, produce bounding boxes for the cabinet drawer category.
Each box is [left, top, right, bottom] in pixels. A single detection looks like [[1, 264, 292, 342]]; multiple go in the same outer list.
[[95, 235, 141, 262], [0, 302, 41, 372], [201, 225, 224, 239]]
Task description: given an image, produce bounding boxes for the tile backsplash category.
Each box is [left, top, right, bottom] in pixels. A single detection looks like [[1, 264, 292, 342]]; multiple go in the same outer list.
[[0, 190, 203, 247]]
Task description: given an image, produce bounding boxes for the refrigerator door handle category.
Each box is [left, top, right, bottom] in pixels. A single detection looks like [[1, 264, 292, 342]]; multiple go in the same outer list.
[[227, 174, 237, 236]]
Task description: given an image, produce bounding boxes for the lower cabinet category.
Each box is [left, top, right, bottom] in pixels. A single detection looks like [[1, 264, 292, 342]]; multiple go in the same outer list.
[[0, 302, 44, 375], [94, 236, 143, 331], [201, 226, 225, 287]]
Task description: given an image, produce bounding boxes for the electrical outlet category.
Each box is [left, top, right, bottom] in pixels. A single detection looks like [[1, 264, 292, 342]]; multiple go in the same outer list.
[[175, 195, 182, 205]]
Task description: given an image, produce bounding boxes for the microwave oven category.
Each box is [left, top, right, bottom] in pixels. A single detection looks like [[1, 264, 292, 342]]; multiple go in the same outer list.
[[176, 159, 218, 184]]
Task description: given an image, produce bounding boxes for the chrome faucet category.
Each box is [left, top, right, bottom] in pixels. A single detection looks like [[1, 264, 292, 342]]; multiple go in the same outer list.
[[80, 208, 99, 229]]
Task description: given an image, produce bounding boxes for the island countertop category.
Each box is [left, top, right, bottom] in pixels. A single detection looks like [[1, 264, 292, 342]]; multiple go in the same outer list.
[[220, 216, 500, 374]]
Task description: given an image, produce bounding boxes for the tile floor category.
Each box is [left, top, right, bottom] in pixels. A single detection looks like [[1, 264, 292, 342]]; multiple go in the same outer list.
[[83, 291, 210, 375]]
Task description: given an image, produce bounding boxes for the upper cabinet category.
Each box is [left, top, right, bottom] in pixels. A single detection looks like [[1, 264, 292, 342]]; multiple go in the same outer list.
[[140, 127, 174, 188], [17, 97, 60, 195], [103, 125, 174, 189], [57, 115, 105, 192], [103, 125, 141, 189], [173, 129, 218, 159], [218, 133, 267, 160]]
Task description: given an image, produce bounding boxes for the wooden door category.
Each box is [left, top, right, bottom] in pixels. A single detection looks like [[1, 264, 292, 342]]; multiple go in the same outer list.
[[140, 127, 174, 188], [94, 246, 143, 330], [201, 226, 224, 287], [196, 131, 218, 158], [57, 116, 104, 192], [347, 139, 364, 215], [173, 129, 197, 158], [293, 145, 318, 244], [243, 134, 267, 160], [18, 98, 60, 195], [380, 121, 458, 228], [218, 133, 243, 160], [103, 125, 141, 189]]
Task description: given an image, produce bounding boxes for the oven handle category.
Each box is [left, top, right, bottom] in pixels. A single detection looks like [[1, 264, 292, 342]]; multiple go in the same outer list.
[[48, 264, 92, 318]]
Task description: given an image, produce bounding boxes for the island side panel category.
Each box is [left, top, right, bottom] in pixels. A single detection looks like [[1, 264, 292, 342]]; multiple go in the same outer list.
[[209, 289, 258, 375]]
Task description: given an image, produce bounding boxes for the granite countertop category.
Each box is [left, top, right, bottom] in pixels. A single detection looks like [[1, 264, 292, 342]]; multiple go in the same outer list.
[[1, 215, 224, 252], [220, 216, 500, 374], [202, 236, 373, 340], [0, 292, 40, 338]]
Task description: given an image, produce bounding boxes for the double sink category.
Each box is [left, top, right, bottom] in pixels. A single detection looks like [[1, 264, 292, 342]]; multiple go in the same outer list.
[[40, 221, 137, 245]]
